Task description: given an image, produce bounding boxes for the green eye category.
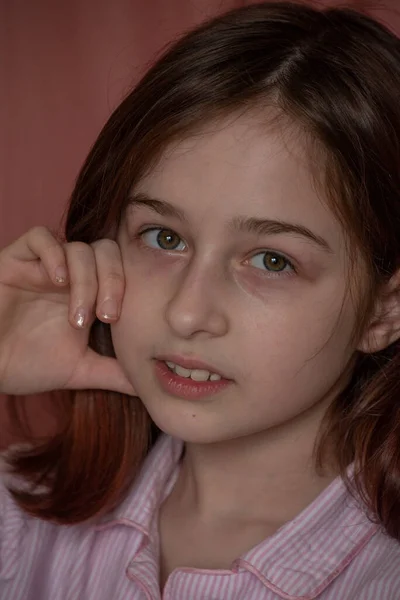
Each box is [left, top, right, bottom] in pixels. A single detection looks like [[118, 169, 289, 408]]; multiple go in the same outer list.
[[141, 228, 186, 251]]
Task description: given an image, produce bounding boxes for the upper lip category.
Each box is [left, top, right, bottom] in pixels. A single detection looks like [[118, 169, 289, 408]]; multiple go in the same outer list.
[[156, 354, 230, 379]]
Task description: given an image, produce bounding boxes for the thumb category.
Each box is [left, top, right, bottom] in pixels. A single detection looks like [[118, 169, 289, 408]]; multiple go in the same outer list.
[[68, 349, 138, 396]]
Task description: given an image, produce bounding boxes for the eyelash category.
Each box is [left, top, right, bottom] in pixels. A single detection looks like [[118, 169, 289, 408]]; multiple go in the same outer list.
[[136, 226, 296, 277]]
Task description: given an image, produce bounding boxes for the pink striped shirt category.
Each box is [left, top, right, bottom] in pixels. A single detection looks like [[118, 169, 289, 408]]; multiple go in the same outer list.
[[1, 434, 400, 599]]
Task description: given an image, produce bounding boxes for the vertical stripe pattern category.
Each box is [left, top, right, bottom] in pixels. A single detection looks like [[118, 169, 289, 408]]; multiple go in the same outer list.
[[1, 435, 399, 599]]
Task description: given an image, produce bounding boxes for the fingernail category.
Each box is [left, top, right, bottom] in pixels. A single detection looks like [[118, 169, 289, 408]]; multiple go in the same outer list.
[[55, 266, 68, 284], [99, 298, 118, 321], [74, 307, 86, 328]]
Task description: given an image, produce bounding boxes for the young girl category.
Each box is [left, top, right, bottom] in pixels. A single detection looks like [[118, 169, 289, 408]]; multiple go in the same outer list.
[[1, 2, 400, 598]]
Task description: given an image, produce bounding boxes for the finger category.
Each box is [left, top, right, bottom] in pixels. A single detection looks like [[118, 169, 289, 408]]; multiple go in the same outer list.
[[92, 239, 125, 323], [67, 349, 137, 396], [65, 242, 98, 330], [3, 226, 68, 286]]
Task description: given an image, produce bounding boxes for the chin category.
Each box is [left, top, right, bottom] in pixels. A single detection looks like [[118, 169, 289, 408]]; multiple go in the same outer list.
[[154, 419, 219, 444], [143, 405, 220, 444], [145, 406, 247, 445]]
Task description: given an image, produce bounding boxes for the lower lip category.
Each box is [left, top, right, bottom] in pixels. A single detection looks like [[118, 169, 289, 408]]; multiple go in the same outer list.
[[154, 360, 231, 400]]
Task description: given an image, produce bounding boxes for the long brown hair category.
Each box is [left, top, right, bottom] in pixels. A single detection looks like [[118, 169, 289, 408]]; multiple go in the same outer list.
[[8, 2, 400, 539]]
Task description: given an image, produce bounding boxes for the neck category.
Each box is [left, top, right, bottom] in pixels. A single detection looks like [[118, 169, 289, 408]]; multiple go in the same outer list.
[[174, 406, 337, 527]]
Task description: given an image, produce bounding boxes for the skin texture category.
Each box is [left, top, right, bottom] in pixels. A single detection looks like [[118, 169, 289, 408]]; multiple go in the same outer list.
[[111, 113, 400, 580], [113, 114, 358, 448]]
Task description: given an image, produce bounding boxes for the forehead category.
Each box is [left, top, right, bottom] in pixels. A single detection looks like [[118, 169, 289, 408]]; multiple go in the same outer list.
[[135, 113, 343, 250]]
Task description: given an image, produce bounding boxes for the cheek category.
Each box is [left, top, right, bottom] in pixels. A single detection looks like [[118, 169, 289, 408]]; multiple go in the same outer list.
[[111, 256, 170, 359], [236, 305, 355, 428], [238, 286, 355, 385], [111, 292, 153, 378], [117, 284, 160, 338]]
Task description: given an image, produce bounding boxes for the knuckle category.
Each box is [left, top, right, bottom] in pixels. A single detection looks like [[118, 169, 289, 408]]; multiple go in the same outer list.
[[92, 238, 117, 247], [66, 242, 95, 265], [92, 240, 124, 287], [67, 241, 92, 254], [29, 225, 50, 237], [46, 239, 63, 253], [104, 270, 124, 286], [92, 238, 120, 255], [30, 227, 63, 257]]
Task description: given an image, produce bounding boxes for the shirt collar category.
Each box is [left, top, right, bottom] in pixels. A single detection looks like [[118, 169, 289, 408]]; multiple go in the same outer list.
[[97, 434, 378, 598], [236, 469, 378, 598], [96, 434, 183, 535]]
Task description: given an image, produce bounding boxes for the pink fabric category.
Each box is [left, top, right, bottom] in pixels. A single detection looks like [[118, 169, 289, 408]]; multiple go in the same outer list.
[[1, 434, 400, 599]]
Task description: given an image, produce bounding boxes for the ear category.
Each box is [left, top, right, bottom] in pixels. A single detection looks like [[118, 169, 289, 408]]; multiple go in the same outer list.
[[358, 268, 400, 354]]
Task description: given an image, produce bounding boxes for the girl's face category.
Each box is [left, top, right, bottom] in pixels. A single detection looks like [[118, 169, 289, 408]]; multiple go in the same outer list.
[[113, 114, 363, 444]]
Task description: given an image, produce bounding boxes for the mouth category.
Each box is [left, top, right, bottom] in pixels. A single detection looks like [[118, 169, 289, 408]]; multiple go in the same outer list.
[[164, 360, 222, 382], [156, 354, 229, 381], [154, 356, 231, 400]]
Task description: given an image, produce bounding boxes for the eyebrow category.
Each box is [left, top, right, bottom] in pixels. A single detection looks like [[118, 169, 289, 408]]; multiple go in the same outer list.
[[128, 192, 333, 254]]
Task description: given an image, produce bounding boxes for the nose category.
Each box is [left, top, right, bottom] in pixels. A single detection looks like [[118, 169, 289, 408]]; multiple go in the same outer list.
[[165, 260, 229, 339]]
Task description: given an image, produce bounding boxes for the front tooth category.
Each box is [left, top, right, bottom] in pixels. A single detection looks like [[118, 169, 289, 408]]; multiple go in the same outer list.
[[175, 364, 191, 378], [209, 373, 222, 381], [190, 369, 211, 382]]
